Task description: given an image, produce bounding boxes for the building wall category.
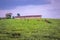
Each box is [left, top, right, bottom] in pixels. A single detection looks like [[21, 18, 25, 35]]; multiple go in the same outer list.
[[15, 17, 41, 19]]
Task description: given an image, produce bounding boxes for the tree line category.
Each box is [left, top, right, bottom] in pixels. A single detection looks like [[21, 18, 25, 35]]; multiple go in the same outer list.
[[0, 13, 20, 19]]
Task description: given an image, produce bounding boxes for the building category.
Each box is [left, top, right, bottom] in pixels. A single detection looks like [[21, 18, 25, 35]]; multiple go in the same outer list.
[[15, 15, 42, 19]]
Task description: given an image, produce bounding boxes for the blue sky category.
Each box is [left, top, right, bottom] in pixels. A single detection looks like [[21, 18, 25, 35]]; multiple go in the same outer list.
[[0, 0, 50, 10], [0, 0, 60, 18]]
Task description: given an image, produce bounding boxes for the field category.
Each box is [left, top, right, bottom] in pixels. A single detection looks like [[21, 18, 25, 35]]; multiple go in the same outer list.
[[0, 19, 60, 40]]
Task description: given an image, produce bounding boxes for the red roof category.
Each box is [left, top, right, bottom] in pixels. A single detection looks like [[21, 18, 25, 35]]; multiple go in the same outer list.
[[15, 15, 42, 18]]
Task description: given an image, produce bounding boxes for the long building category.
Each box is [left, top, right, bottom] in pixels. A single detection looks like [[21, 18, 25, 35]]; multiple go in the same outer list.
[[15, 15, 42, 19]]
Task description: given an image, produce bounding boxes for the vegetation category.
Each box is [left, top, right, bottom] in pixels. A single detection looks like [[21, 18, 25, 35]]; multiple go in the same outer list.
[[17, 13, 20, 16], [0, 17, 1, 20], [0, 19, 60, 40], [12, 16, 15, 19], [6, 13, 12, 19]]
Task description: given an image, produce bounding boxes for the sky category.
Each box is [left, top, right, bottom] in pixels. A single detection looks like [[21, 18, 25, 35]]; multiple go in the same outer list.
[[0, 0, 60, 18]]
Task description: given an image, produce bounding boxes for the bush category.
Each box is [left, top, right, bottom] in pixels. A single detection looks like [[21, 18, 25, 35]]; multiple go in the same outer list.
[[0, 18, 2, 20]]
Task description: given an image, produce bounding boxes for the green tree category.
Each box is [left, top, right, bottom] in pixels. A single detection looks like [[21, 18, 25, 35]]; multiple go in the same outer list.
[[17, 13, 20, 16], [0, 17, 1, 20], [6, 13, 12, 19], [12, 16, 15, 19]]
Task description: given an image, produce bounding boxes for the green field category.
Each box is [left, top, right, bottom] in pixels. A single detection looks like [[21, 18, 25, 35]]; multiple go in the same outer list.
[[0, 19, 60, 40]]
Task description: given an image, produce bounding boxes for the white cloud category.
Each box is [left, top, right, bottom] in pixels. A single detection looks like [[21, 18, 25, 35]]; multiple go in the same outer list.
[[0, 0, 60, 18], [0, 4, 52, 18]]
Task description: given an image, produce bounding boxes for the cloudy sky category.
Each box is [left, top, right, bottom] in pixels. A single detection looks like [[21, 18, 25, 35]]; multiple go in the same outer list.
[[0, 0, 60, 18]]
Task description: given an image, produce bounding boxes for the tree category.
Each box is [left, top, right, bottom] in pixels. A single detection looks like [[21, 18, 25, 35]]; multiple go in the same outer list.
[[0, 17, 1, 20], [17, 13, 20, 16], [6, 13, 12, 19], [12, 16, 15, 19]]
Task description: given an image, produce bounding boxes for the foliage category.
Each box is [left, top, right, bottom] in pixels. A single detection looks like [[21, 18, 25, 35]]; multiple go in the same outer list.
[[0, 17, 1, 20], [17, 13, 20, 16], [0, 19, 60, 40], [12, 16, 15, 19], [6, 13, 12, 19]]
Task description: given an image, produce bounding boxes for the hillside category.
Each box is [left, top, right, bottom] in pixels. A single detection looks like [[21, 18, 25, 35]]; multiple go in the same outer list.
[[0, 19, 60, 40]]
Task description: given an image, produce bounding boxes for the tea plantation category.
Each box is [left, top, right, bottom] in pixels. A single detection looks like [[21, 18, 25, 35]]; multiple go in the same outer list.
[[0, 19, 60, 40]]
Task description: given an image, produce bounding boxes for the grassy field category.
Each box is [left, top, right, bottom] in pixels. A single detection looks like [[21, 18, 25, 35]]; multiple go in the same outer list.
[[0, 19, 60, 40]]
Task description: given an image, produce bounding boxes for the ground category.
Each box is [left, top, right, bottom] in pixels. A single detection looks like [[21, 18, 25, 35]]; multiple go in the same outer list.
[[0, 19, 60, 40]]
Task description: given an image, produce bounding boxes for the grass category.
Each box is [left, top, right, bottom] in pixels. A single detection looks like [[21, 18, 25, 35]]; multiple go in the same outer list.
[[0, 18, 60, 40]]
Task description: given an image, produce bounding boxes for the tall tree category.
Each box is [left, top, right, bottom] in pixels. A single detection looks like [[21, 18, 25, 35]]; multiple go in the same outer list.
[[6, 13, 12, 19], [17, 13, 20, 16]]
